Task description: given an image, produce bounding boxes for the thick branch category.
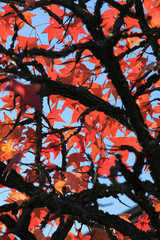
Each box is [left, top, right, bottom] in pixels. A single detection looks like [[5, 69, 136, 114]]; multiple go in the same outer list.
[[0, 161, 157, 240], [20, 41, 92, 60], [134, 0, 160, 61], [0, 162, 37, 197], [25, 190, 156, 240], [0, 214, 37, 240], [39, 79, 131, 129]]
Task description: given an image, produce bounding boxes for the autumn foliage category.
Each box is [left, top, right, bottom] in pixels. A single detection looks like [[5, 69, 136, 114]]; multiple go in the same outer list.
[[0, 0, 160, 239]]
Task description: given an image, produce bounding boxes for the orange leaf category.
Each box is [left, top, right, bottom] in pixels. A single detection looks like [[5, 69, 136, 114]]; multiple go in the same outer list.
[[119, 213, 131, 223], [7, 192, 28, 206], [144, 0, 154, 12], [155, 202, 160, 212], [151, 197, 160, 212], [146, 2, 160, 28]]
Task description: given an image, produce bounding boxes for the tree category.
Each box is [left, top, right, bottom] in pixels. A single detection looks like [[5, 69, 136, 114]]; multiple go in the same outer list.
[[0, 0, 160, 239]]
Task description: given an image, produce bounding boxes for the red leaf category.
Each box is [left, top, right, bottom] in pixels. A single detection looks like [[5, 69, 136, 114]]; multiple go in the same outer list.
[[96, 156, 116, 177], [3, 152, 23, 174], [0, 236, 11, 240], [24, 0, 35, 9], [33, 228, 46, 240], [63, 172, 89, 193], [0, 11, 14, 44], [6, 79, 42, 113], [67, 153, 87, 169], [91, 227, 109, 240], [47, 106, 65, 125], [135, 214, 151, 232], [15, 36, 37, 51], [43, 22, 64, 43], [17, 12, 36, 29], [7, 192, 28, 206]]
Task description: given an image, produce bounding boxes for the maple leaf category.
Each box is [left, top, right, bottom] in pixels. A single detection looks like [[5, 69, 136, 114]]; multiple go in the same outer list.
[[3, 151, 23, 174], [24, 167, 37, 183], [136, 94, 153, 119], [150, 197, 160, 212], [126, 36, 140, 49], [96, 156, 116, 177], [89, 138, 106, 162], [22, 127, 36, 152], [24, 0, 35, 10], [154, 202, 160, 212], [146, 1, 160, 28], [63, 172, 89, 193], [65, 232, 91, 240], [65, 232, 77, 240], [15, 36, 37, 51], [144, 0, 154, 12], [101, 8, 118, 36], [109, 137, 141, 163], [91, 227, 109, 240], [43, 21, 64, 43], [33, 228, 45, 240], [135, 214, 151, 232], [47, 106, 65, 126], [17, 11, 36, 29], [136, 62, 156, 81], [0, 235, 12, 240], [54, 180, 66, 194], [6, 79, 42, 113], [44, 134, 61, 159], [0, 113, 25, 142], [67, 153, 87, 169], [119, 213, 131, 223], [104, 78, 118, 102], [0, 7, 14, 44], [1, 139, 16, 161], [29, 208, 48, 231], [1, 92, 16, 110], [7, 192, 28, 206]]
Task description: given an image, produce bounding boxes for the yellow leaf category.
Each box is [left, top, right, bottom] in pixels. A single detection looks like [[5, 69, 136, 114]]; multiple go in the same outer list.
[[54, 180, 66, 194], [119, 213, 131, 223], [1, 139, 16, 160], [1, 139, 13, 153], [8, 192, 28, 206]]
